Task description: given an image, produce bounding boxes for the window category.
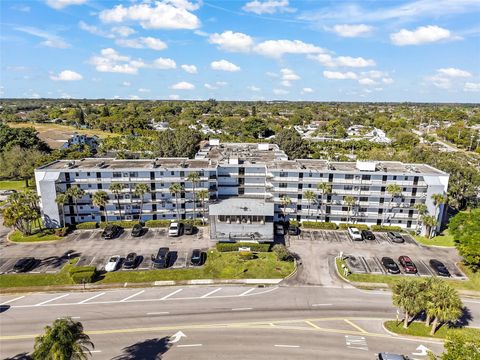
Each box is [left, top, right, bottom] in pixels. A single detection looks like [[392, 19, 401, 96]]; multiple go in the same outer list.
[[345, 174, 354, 180], [359, 208, 367, 212], [75, 172, 79, 177], [360, 197, 368, 202], [362, 175, 371, 181], [123, 173, 129, 177], [113, 172, 121, 178], [403, 188, 407, 192], [171, 171, 174, 176], [279, 183, 287, 188], [393, 176, 397, 180], [87, 172, 91, 176], [404, 176, 408, 181], [280, 172, 288, 177], [361, 186, 369, 191], [129, 172, 138, 178], [344, 185, 353, 190], [342, 206, 348, 211]]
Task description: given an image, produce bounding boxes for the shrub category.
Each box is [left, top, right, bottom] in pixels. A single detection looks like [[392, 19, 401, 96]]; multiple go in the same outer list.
[[338, 223, 370, 230], [216, 242, 271, 252], [272, 244, 294, 261], [76, 222, 98, 230], [54, 227, 70, 237], [99, 221, 139, 229], [145, 220, 172, 228], [288, 220, 300, 227], [301, 221, 338, 230], [69, 266, 96, 284], [238, 251, 254, 261], [181, 219, 207, 226], [370, 225, 403, 232]]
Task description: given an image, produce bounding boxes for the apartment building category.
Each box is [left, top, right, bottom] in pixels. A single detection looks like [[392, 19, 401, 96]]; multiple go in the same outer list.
[[35, 140, 449, 241]]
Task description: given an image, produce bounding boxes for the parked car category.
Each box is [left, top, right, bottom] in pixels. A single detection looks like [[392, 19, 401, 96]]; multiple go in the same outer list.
[[105, 255, 121, 272], [361, 230, 376, 240], [381, 257, 400, 274], [190, 249, 203, 266], [287, 225, 299, 236], [168, 222, 183, 237], [123, 252, 138, 269], [131, 224, 144, 237], [183, 223, 195, 235], [13, 257, 36, 273], [152, 247, 170, 269], [429, 259, 451, 277], [377, 353, 410, 360], [398, 256, 417, 274], [387, 232, 405, 243], [102, 224, 122, 239], [275, 223, 285, 236], [347, 227, 362, 241]]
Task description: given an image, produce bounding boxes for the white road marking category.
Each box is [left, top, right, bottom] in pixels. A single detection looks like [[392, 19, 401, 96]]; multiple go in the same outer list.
[[312, 303, 333, 307], [90, 350, 102, 353], [160, 288, 183, 300], [35, 294, 70, 306], [88, 257, 96, 266], [0, 296, 25, 305], [464, 299, 480, 304], [57, 316, 81, 320], [231, 307, 253, 311], [120, 290, 145, 302], [177, 344, 202, 348], [239, 288, 255, 296], [78, 292, 105, 304], [274, 345, 300, 348], [345, 335, 368, 351], [200, 288, 222, 298], [147, 312, 170, 315]]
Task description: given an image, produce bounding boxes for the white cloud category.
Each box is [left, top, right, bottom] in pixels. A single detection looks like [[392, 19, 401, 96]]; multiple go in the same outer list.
[[79, 21, 114, 38], [99, 1, 201, 30], [273, 88, 289, 95], [208, 31, 253, 52], [129, 95, 140, 100], [169, 94, 180, 100], [309, 54, 375, 68], [122, 81, 131, 87], [323, 71, 358, 80], [242, 0, 295, 14], [358, 78, 378, 85], [11, 4, 31, 12], [115, 38, 144, 49], [428, 75, 451, 89], [254, 39, 326, 58], [138, 88, 150, 93], [89, 48, 146, 74], [46, 0, 87, 9], [247, 85, 261, 91], [111, 26, 136, 37], [437, 67, 472, 78], [390, 25, 459, 46], [181, 64, 197, 73], [280, 68, 300, 87], [116, 37, 167, 50], [464, 82, 480, 92], [302, 87, 314, 93], [50, 70, 83, 81], [142, 37, 168, 50], [382, 77, 394, 84], [329, 24, 373, 37], [15, 26, 71, 48], [210, 59, 241, 72], [152, 57, 177, 69], [171, 81, 195, 90], [204, 81, 227, 90]]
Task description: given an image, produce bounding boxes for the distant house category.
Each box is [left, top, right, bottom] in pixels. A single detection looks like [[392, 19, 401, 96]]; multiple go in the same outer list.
[[61, 133, 99, 151], [365, 128, 392, 144]]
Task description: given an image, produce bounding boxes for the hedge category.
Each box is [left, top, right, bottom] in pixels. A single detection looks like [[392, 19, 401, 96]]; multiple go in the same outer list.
[[76, 222, 98, 230], [216, 242, 271, 252], [144, 220, 172, 228], [54, 227, 70, 237], [338, 223, 370, 230], [99, 221, 140, 229], [301, 221, 338, 230], [69, 266, 96, 284], [370, 225, 403, 232]]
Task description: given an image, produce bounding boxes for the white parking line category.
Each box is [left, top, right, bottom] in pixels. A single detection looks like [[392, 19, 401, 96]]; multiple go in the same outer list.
[[239, 288, 255, 296], [78, 292, 105, 304], [88, 257, 96, 266], [120, 290, 145, 302], [160, 288, 183, 300], [200, 288, 222, 298], [1, 296, 25, 305], [35, 294, 70, 306], [231, 307, 253, 311], [146, 312, 170, 315], [312, 303, 333, 307], [177, 344, 202, 348], [274, 344, 300, 348]]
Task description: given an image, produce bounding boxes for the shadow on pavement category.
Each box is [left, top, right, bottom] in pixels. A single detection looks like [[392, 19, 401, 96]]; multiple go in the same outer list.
[[4, 353, 31, 360], [0, 305, 10, 313], [452, 306, 473, 327], [112, 337, 171, 360]]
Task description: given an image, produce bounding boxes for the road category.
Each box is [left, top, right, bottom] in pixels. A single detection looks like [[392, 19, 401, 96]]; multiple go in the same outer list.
[[2, 286, 480, 359]]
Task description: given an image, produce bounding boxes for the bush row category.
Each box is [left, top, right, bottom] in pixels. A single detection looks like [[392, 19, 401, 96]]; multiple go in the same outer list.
[[338, 223, 370, 230], [370, 225, 403, 232], [216, 242, 271, 252], [301, 221, 338, 230], [69, 266, 96, 284], [75, 222, 98, 230], [99, 221, 140, 229]]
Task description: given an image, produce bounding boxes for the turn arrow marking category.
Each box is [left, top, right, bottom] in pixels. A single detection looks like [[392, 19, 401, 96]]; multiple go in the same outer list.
[[412, 344, 430, 356], [169, 331, 187, 344]]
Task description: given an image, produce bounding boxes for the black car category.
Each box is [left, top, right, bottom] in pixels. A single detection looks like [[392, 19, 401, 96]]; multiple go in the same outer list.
[[361, 230, 376, 240], [13, 257, 36, 273], [131, 224, 144, 237], [381, 257, 400, 274], [102, 224, 122, 239], [190, 249, 203, 266], [387, 232, 405, 243], [123, 252, 138, 269], [288, 225, 299, 236], [429, 259, 451, 277], [152, 247, 170, 269], [184, 223, 195, 235]]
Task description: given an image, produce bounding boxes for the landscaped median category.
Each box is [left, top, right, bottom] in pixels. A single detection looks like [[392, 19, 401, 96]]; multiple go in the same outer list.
[[384, 320, 480, 340], [8, 229, 62, 243]]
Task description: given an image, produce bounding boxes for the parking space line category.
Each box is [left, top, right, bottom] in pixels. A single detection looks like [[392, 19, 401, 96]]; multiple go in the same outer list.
[[239, 288, 255, 296], [146, 312, 170, 315], [344, 319, 367, 333], [200, 288, 222, 298], [120, 290, 145, 302], [231, 308, 253, 311], [78, 292, 105, 304], [161, 288, 183, 300], [35, 294, 70, 306], [0, 296, 25, 305], [312, 303, 332, 307], [274, 344, 300, 348], [177, 344, 202, 348], [88, 257, 96, 266]]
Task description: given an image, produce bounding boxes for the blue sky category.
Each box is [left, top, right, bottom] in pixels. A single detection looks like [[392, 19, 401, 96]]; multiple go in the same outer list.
[[1, 0, 479, 102]]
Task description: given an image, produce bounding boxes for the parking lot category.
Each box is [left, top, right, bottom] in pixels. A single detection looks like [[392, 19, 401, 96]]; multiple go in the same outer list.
[[0, 227, 214, 274]]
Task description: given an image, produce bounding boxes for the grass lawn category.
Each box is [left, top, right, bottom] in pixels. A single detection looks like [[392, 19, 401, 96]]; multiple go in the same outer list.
[[9, 229, 62, 243], [384, 320, 480, 340], [0, 259, 78, 288], [100, 251, 294, 284], [0, 180, 31, 191], [8, 122, 119, 140], [414, 230, 455, 247]]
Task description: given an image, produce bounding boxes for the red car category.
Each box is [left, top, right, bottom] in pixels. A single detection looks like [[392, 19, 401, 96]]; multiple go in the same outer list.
[[398, 256, 417, 274]]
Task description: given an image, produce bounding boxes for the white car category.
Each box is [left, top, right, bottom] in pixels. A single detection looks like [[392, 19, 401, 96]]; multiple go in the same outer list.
[[105, 255, 121, 272], [168, 222, 182, 237], [347, 227, 362, 241]]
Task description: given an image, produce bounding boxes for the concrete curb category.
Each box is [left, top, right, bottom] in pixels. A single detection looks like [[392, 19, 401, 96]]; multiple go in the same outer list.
[[282, 259, 298, 282], [381, 321, 444, 343], [154, 279, 282, 286], [5, 229, 66, 245]]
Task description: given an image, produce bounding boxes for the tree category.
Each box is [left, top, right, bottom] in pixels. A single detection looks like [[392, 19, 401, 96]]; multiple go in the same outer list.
[[421, 214, 437, 239], [426, 282, 462, 335], [109, 183, 124, 221], [92, 191, 109, 224], [316, 182, 332, 220], [448, 209, 480, 270], [0, 146, 44, 187], [55, 193, 68, 227], [65, 186, 85, 224], [431, 193, 448, 222], [414, 203, 428, 234], [385, 183, 402, 225], [32, 317, 94, 360], [280, 196, 292, 222], [2, 190, 41, 235], [429, 330, 480, 360], [197, 189, 209, 225], [169, 183, 184, 221], [134, 183, 150, 223], [187, 172, 200, 220], [392, 278, 424, 329], [275, 128, 309, 159], [343, 195, 357, 224], [303, 190, 316, 220]]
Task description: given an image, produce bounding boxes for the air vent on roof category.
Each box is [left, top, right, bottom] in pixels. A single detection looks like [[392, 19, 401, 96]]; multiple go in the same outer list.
[[97, 161, 107, 168], [152, 158, 161, 168], [65, 161, 76, 169]]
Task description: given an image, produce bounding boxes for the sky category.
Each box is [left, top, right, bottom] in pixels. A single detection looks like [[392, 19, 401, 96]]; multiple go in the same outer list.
[[1, 0, 479, 102]]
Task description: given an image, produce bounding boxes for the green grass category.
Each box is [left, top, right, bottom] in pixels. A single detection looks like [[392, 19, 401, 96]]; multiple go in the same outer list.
[[384, 320, 480, 339], [0, 180, 30, 191], [100, 251, 294, 284], [414, 229, 455, 247], [0, 259, 78, 288], [9, 229, 62, 243]]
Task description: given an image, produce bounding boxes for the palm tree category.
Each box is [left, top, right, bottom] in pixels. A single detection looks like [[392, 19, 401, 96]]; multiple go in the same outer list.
[[187, 172, 201, 220], [280, 195, 292, 222], [303, 190, 316, 220], [55, 193, 68, 228], [169, 183, 184, 221], [343, 195, 357, 224], [316, 182, 332, 220], [65, 186, 85, 224], [421, 214, 437, 238], [92, 191, 109, 224], [32, 317, 94, 360], [197, 189, 209, 225], [392, 278, 424, 329], [109, 183, 124, 221], [385, 183, 402, 225], [413, 203, 428, 234], [431, 193, 448, 231], [426, 282, 463, 335], [134, 183, 150, 223]]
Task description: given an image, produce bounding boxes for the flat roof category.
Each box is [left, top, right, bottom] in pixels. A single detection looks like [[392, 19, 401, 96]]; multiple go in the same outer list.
[[209, 198, 274, 216]]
